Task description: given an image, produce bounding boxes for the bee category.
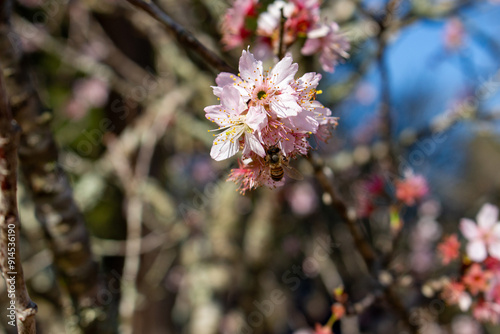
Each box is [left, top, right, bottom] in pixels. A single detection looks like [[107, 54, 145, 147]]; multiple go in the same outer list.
[[264, 145, 303, 182]]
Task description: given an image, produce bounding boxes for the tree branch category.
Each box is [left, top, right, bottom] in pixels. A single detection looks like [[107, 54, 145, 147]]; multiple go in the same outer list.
[[0, 1, 108, 332], [308, 154, 417, 334], [124, 0, 234, 73], [0, 63, 37, 334]]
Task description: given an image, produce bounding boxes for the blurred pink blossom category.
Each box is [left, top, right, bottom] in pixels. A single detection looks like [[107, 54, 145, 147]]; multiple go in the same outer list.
[[437, 234, 461, 265], [221, 0, 259, 50], [314, 324, 333, 334], [441, 281, 472, 311], [287, 182, 318, 215], [257, 0, 320, 58], [301, 22, 350, 73], [472, 300, 500, 324], [462, 263, 492, 296], [444, 18, 465, 50], [395, 173, 428, 206], [451, 315, 482, 334], [331, 302, 345, 320], [65, 78, 109, 120], [460, 203, 500, 262]]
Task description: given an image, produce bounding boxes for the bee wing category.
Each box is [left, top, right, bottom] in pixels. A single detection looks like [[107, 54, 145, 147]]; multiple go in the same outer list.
[[283, 164, 303, 181]]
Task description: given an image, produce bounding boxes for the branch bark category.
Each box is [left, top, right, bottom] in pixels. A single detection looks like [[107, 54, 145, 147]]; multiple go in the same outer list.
[[124, 0, 235, 73], [0, 63, 37, 334], [0, 1, 108, 332]]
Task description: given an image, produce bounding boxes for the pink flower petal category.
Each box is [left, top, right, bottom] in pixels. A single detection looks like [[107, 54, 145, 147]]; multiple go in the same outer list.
[[216, 72, 240, 88], [460, 218, 480, 240], [270, 54, 298, 90], [301, 38, 322, 55], [220, 86, 247, 114], [246, 105, 267, 131], [466, 240, 488, 262], [477, 203, 499, 230], [289, 109, 318, 133]]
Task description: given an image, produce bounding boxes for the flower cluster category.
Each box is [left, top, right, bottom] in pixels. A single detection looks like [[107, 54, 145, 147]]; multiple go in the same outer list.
[[205, 48, 337, 193], [354, 172, 429, 218], [438, 203, 500, 324], [221, 0, 350, 73]]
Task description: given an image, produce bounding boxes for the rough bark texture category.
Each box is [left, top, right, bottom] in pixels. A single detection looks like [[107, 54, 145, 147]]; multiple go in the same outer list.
[[0, 63, 37, 333], [0, 1, 107, 332]]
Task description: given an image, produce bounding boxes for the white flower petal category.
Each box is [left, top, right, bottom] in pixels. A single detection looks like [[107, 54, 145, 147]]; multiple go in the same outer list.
[[270, 94, 301, 118], [458, 293, 472, 311], [488, 225, 500, 260], [466, 240, 488, 262], [243, 132, 265, 157], [204, 104, 229, 127], [460, 218, 479, 240], [307, 24, 330, 39], [493, 224, 500, 238], [239, 49, 263, 85], [210, 127, 243, 161], [477, 203, 499, 229], [488, 242, 500, 260]]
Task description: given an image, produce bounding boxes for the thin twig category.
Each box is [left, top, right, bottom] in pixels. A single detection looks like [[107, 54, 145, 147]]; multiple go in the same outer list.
[[0, 65, 37, 334], [108, 89, 186, 334], [124, 0, 234, 73], [308, 155, 376, 267], [308, 154, 417, 334], [277, 7, 286, 60]]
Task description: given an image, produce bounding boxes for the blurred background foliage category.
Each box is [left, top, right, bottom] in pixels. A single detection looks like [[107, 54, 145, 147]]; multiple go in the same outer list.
[[4, 0, 500, 333]]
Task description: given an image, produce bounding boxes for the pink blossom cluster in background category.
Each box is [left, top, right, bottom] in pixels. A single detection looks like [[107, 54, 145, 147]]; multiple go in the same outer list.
[[354, 172, 429, 218], [205, 49, 337, 193], [438, 203, 500, 324], [221, 0, 350, 73], [443, 17, 465, 51]]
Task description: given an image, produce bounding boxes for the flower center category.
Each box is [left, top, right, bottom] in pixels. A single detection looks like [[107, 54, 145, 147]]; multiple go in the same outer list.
[[257, 90, 267, 100]]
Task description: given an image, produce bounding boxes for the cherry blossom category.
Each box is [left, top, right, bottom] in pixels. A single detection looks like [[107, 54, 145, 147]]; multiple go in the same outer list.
[[207, 48, 337, 193], [437, 234, 461, 265], [441, 281, 472, 311], [472, 300, 500, 324], [459, 203, 500, 262], [444, 18, 465, 50], [462, 263, 492, 296], [395, 172, 429, 206], [221, 0, 259, 50], [301, 22, 350, 73], [205, 85, 265, 161], [257, 0, 320, 59]]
